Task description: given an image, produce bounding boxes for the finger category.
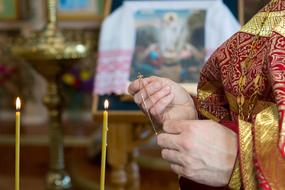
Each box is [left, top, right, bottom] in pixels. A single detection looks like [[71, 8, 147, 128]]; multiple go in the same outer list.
[[128, 77, 154, 95], [150, 93, 174, 116], [140, 80, 164, 103], [143, 86, 171, 110], [143, 80, 164, 96], [161, 149, 184, 166], [128, 79, 140, 95], [131, 79, 151, 104], [133, 80, 164, 105], [157, 133, 180, 150], [170, 164, 185, 176], [163, 120, 185, 134]]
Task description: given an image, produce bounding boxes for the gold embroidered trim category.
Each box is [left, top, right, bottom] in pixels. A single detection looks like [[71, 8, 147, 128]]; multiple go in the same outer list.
[[238, 119, 257, 190], [225, 91, 274, 116], [225, 92, 239, 114], [228, 160, 241, 190], [273, 17, 285, 36], [198, 108, 220, 122], [197, 88, 213, 102], [197, 82, 220, 101], [254, 105, 285, 190], [240, 10, 285, 37], [197, 81, 225, 121]]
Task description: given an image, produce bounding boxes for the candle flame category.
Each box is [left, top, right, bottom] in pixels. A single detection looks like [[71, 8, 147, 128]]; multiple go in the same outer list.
[[16, 97, 21, 110], [104, 99, 109, 110]]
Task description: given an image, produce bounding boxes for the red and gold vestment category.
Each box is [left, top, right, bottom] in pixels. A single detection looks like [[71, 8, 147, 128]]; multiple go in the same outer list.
[[182, 0, 285, 189]]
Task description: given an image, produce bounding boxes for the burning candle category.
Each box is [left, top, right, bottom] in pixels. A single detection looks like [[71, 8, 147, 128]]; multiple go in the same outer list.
[[15, 97, 21, 190], [100, 99, 109, 190]]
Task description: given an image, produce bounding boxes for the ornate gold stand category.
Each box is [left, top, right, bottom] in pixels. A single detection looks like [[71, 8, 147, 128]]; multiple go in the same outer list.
[[12, 0, 89, 189]]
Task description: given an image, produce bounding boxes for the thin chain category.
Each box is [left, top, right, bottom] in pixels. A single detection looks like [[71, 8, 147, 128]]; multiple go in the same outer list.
[[137, 72, 192, 135], [137, 73, 158, 135], [237, 1, 275, 120]]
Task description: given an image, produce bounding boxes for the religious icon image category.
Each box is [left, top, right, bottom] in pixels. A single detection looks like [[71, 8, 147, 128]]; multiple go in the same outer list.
[[130, 9, 206, 83]]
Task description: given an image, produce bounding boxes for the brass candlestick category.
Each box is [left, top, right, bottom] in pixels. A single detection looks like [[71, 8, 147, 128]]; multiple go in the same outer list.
[[12, 0, 90, 189]]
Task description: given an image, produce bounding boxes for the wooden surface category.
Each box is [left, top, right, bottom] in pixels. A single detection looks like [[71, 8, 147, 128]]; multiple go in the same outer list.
[[0, 117, 177, 190], [0, 145, 178, 190]]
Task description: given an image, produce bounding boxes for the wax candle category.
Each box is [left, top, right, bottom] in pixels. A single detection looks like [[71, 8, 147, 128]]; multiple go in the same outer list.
[[100, 99, 109, 190], [15, 97, 21, 190]]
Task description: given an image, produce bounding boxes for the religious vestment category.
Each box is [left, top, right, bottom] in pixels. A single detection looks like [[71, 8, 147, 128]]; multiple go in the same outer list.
[[181, 0, 285, 189]]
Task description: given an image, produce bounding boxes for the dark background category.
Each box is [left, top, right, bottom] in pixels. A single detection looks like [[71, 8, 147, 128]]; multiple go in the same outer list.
[[111, 0, 239, 19]]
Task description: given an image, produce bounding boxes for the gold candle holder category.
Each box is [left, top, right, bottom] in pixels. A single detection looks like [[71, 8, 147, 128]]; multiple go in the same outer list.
[[12, 0, 90, 189]]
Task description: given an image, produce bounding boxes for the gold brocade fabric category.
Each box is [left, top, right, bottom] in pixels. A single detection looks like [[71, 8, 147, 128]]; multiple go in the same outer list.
[[237, 120, 257, 190], [197, 1, 285, 189], [240, 10, 285, 37], [228, 160, 241, 190], [254, 105, 285, 190], [201, 85, 285, 189], [197, 81, 228, 122]]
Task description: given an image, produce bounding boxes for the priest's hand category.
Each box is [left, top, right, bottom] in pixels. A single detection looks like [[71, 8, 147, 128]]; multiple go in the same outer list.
[[157, 119, 237, 187], [128, 76, 198, 124]]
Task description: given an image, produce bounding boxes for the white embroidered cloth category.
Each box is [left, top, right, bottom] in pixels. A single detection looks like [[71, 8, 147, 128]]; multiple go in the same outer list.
[[94, 0, 240, 95]]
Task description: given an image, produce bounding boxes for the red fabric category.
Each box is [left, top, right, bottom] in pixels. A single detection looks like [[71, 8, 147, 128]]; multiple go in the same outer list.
[[268, 31, 285, 158], [220, 120, 238, 134], [187, 1, 285, 189]]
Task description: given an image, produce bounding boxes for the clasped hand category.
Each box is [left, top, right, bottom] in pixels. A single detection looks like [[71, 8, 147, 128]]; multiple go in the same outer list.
[[128, 76, 237, 187], [128, 76, 197, 123]]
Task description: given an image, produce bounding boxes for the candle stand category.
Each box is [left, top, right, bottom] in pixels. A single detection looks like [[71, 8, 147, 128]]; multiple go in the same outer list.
[[12, 0, 90, 189]]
